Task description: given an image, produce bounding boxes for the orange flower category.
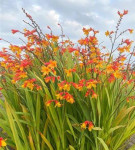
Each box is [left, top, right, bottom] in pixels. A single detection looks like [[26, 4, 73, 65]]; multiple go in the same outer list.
[[76, 84, 83, 91], [64, 68, 76, 77], [0, 137, 7, 147], [91, 91, 98, 99], [105, 31, 110, 36], [63, 84, 70, 91], [44, 76, 52, 83], [128, 29, 134, 34], [64, 69, 72, 77], [86, 79, 97, 89], [108, 74, 115, 83], [81, 121, 88, 129], [52, 35, 59, 42], [88, 122, 94, 131], [48, 60, 57, 69], [56, 92, 63, 100], [58, 81, 71, 91], [22, 79, 36, 90], [46, 100, 54, 106], [45, 34, 52, 40], [54, 101, 62, 107], [46, 100, 62, 107], [113, 71, 122, 78], [35, 84, 42, 91], [126, 98, 130, 103], [82, 27, 91, 35], [41, 66, 51, 76], [63, 92, 75, 104], [53, 47, 58, 52], [118, 11, 123, 17], [81, 121, 94, 131]]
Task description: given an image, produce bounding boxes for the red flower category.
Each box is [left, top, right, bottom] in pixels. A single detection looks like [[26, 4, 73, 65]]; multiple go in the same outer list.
[[108, 74, 115, 83], [46, 100, 54, 106], [88, 122, 94, 131], [123, 10, 128, 15], [11, 29, 19, 34], [0, 137, 6, 147], [124, 39, 132, 45]]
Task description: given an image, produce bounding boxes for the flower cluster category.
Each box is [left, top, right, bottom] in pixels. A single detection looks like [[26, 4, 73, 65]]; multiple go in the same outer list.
[[22, 78, 41, 90], [0, 9, 135, 149]]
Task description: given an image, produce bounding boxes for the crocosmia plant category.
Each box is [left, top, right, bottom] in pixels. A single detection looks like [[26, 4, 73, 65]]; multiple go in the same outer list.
[[0, 9, 135, 150]]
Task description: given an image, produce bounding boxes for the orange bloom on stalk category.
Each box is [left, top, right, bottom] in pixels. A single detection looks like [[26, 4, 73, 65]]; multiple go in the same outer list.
[[63, 92, 75, 104], [48, 60, 57, 69], [65, 69, 72, 77], [45, 34, 52, 40], [88, 122, 94, 131], [113, 71, 122, 78], [81, 121, 94, 131], [76, 84, 84, 91], [63, 84, 71, 91], [86, 79, 97, 89], [46, 100, 54, 106], [91, 90, 98, 99], [35, 84, 42, 91], [78, 38, 88, 45], [41, 66, 51, 76], [81, 121, 88, 129], [53, 47, 59, 52], [64, 68, 76, 77], [126, 98, 130, 103], [19, 72, 27, 78], [22, 79, 36, 90], [58, 81, 71, 91], [82, 27, 91, 35], [105, 31, 110, 37], [55, 101, 62, 107], [44, 76, 55, 83], [128, 29, 134, 34], [46, 100, 62, 107], [118, 10, 128, 17], [56, 92, 63, 100], [0, 137, 7, 147], [52, 35, 59, 42], [105, 30, 114, 37], [132, 72, 135, 76], [108, 74, 115, 83], [44, 76, 51, 83]]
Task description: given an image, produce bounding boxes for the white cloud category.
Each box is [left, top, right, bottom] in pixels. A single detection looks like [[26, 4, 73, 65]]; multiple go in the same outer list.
[[67, 0, 89, 5], [106, 20, 115, 25], [32, 5, 41, 12], [1, 0, 135, 49], [48, 10, 60, 22], [98, 0, 110, 5], [0, 13, 17, 21]]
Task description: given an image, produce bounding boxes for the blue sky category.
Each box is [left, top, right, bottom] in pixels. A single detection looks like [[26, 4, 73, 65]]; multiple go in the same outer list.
[[0, 0, 135, 49]]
